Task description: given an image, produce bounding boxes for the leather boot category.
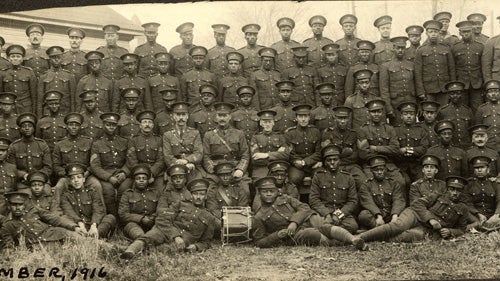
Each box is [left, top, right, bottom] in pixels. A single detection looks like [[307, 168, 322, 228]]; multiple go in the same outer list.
[[120, 240, 145, 260], [330, 226, 368, 251]]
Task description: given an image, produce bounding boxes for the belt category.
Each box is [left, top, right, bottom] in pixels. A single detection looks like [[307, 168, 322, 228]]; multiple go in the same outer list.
[[211, 154, 240, 161]]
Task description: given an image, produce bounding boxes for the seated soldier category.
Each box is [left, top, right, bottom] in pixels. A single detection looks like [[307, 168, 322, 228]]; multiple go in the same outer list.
[[0, 137, 17, 220], [466, 124, 500, 178], [357, 176, 474, 243], [358, 155, 405, 229], [252, 176, 367, 250], [60, 163, 116, 239], [309, 144, 359, 234], [27, 171, 62, 215], [162, 164, 192, 207], [0, 190, 81, 249], [120, 179, 215, 259], [409, 154, 447, 204], [118, 164, 161, 240]]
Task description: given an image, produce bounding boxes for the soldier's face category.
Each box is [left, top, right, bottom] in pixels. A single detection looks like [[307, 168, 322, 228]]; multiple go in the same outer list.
[[448, 187, 461, 202], [324, 155, 340, 171], [378, 24, 392, 38], [173, 112, 188, 125], [47, 100, 61, 113], [426, 29, 440, 42], [438, 129, 453, 145], [49, 55, 62, 67], [423, 110, 437, 123], [123, 61, 137, 74], [369, 109, 383, 123], [422, 164, 438, 179], [145, 31, 158, 43], [259, 188, 279, 204], [201, 93, 215, 106], [401, 111, 416, 125], [359, 50, 371, 62], [270, 171, 287, 186], [372, 166, 386, 180], [214, 32, 226, 45], [486, 89, 500, 102], [278, 89, 291, 102], [20, 122, 35, 137], [279, 26, 292, 40], [449, 91, 462, 104], [103, 121, 117, 135], [69, 173, 85, 190], [30, 181, 44, 197], [296, 114, 310, 127], [311, 23, 324, 35], [260, 119, 274, 132], [69, 36, 82, 49], [0, 149, 8, 161], [261, 57, 274, 71], [357, 78, 370, 91], [439, 19, 450, 32], [171, 174, 186, 189], [325, 53, 338, 63], [216, 112, 231, 126], [342, 23, 356, 36], [245, 32, 258, 45], [191, 190, 207, 206], [140, 119, 154, 133], [227, 60, 240, 73], [459, 29, 473, 41], [125, 97, 139, 110], [163, 98, 176, 110], [180, 31, 193, 45], [104, 32, 118, 46], [239, 94, 253, 107], [8, 54, 23, 66], [0, 103, 14, 114], [157, 61, 170, 73], [28, 32, 43, 45], [88, 59, 101, 73], [9, 202, 25, 218], [192, 55, 205, 67], [320, 93, 332, 105], [473, 24, 483, 34], [67, 121, 81, 136], [294, 56, 307, 67], [335, 115, 350, 129], [473, 165, 489, 178], [83, 99, 97, 112], [394, 45, 405, 58], [408, 34, 421, 45], [218, 172, 232, 186], [471, 132, 488, 147], [134, 174, 149, 190]]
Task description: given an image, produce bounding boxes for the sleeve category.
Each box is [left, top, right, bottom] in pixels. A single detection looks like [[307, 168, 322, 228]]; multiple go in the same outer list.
[[460, 150, 469, 179], [52, 142, 65, 177], [447, 47, 456, 80], [89, 141, 113, 181], [373, 126, 400, 156], [236, 131, 249, 172], [162, 132, 176, 167], [90, 189, 105, 225], [308, 173, 331, 216], [288, 196, 314, 225], [125, 137, 139, 171], [202, 133, 215, 173], [29, 70, 38, 116], [413, 129, 429, 156], [111, 80, 120, 113], [205, 188, 222, 220], [481, 38, 494, 81], [344, 67, 355, 97], [39, 208, 76, 230], [142, 79, 153, 111], [411, 193, 440, 224], [154, 202, 182, 240], [378, 64, 394, 114], [0, 223, 17, 249], [340, 176, 358, 216], [185, 131, 203, 164], [68, 73, 77, 112], [303, 129, 322, 166], [414, 48, 425, 98], [49, 195, 63, 216], [390, 181, 406, 215], [36, 75, 45, 118], [118, 191, 144, 224], [358, 182, 382, 216], [75, 78, 85, 112], [252, 217, 281, 248], [60, 194, 83, 223], [448, 205, 469, 237], [267, 135, 290, 161], [150, 141, 165, 178], [192, 215, 214, 251], [39, 141, 53, 177], [408, 181, 422, 206], [179, 74, 188, 102]]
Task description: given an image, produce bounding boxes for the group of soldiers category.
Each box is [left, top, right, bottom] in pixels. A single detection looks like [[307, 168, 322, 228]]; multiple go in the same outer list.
[[0, 10, 499, 258]]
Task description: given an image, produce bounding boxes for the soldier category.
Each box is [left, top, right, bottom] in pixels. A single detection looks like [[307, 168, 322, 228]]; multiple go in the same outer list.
[[76, 51, 113, 112], [482, 17, 500, 81], [148, 53, 180, 112], [408, 154, 446, 204], [404, 25, 424, 62], [437, 81, 473, 149], [206, 24, 236, 78], [0, 45, 37, 114], [37, 46, 77, 117], [117, 88, 141, 138], [187, 84, 218, 138], [418, 100, 441, 147], [78, 90, 104, 139], [336, 14, 361, 67], [0, 92, 20, 142], [475, 80, 500, 151], [7, 113, 52, 188], [317, 43, 348, 106], [238, 24, 265, 78], [62, 28, 88, 83], [202, 102, 250, 180], [415, 20, 456, 106], [0, 190, 80, 249], [252, 176, 367, 250], [426, 120, 468, 180], [309, 144, 359, 234], [180, 46, 217, 104], [373, 15, 394, 65], [281, 46, 318, 106], [303, 15, 334, 69], [465, 156, 500, 229], [248, 48, 280, 110], [162, 164, 192, 207], [270, 17, 300, 72], [0, 137, 16, 217], [231, 85, 259, 143], [249, 110, 289, 179], [0, 36, 10, 70], [134, 22, 168, 78], [434, 12, 460, 47], [155, 87, 177, 135], [60, 163, 116, 239], [24, 23, 49, 78], [285, 104, 321, 202], [218, 51, 249, 105], [452, 21, 484, 111], [270, 81, 296, 133], [379, 36, 418, 124], [118, 164, 161, 240], [90, 112, 129, 215], [35, 90, 67, 151], [27, 171, 61, 215], [358, 155, 405, 229], [96, 24, 128, 82], [466, 124, 500, 177], [310, 83, 337, 131], [345, 40, 380, 97], [467, 13, 490, 44], [171, 22, 195, 77]]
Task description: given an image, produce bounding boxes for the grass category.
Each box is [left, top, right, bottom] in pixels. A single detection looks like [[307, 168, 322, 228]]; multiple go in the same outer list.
[[1, 231, 499, 281]]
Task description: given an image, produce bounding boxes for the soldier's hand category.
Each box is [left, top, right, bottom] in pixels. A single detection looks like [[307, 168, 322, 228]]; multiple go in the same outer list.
[[331, 215, 340, 226], [252, 153, 268, 160], [186, 163, 195, 171], [140, 216, 151, 227], [375, 215, 385, 226], [278, 147, 287, 152], [116, 172, 126, 183], [277, 229, 288, 239], [293, 160, 303, 169], [109, 176, 119, 186], [148, 177, 155, 184], [186, 244, 197, 253], [341, 147, 353, 156], [74, 226, 87, 236], [391, 214, 398, 223], [175, 159, 188, 165], [369, 145, 377, 152], [478, 213, 487, 222], [233, 169, 243, 178], [429, 219, 442, 230], [324, 214, 334, 224], [287, 222, 298, 236], [466, 221, 480, 232], [88, 223, 99, 238], [84, 171, 90, 178], [439, 228, 451, 238], [174, 237, 185, 249]]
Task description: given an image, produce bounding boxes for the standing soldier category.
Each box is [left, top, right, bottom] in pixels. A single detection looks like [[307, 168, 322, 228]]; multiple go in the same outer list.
[[345, 40, 380, 97], [281, 46, 318, 106], [24, 23, 48, 78], [373, 15, 394, 65], [171, 22, 195, 77], [78, 90, 104, 139], [206, 24, 236, 79], [0, 93, 20, 142], [155, 87, 178, 135], [0, 45, 37, 114], [271, 17, 300, 72], [310, 83, 337, 131], [482, 18, 500, 81], [117, 88, 141, 138], [434, 12, 460, 47], [303, 15, 334, 69], [317, 43, 348, 106], [180, 46, 217, 104], [467, 13, 489, 44], [35, 91, 67, 151], [76, 51, 113, 112], [270, 81, 296, 133], [134, 22, 168, 78], [475, 79, 500, 152], [62, 28, 88, 84], [231, 85, 259, 143], [96, 24, 128, 82], [415, 20, 456, 106], [187, 84, 218, 138], [418, 100, 441, 147], [404, 25, 424, 62], [37, 46, 76, 117], [248, 48, 280, 110], [218, 51, 249, 105], [336, 14, 361, 68], [148, 53, 180, 113], [452, 21, 484, 111], [0, 37, 10, 70], [238, 24, 265, 78]]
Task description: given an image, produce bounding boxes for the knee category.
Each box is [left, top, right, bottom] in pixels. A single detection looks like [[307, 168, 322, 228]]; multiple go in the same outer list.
[[294, 228, 322, 246], [358, 210, 376, 229]]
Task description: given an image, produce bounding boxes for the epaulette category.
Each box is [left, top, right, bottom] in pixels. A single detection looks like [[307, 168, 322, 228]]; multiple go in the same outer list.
[[339, 170, 350, 175], [316, 169, 328, 174], [427, 144, 439, 149], [61, 69, 72, 74], [307, 124, 317, 128], [20, 65, 33, 71], [284, 126, 297, 133], [478, 103, 488, 108], [0, 66, 9, 71], [33, 137, 46, 142], [80, 135, 92, 140], [11, 138, 22, 144], [412, 178, 424, 185], [365, 177, 374, 183], [303, 38, 313, 43], [467, 177, 477, 182], [136, 74, 146, 79]]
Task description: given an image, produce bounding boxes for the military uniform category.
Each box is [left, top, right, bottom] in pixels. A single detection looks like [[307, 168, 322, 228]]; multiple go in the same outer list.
[[270, 39, 300, 72], [345, 63, 380, 97], [134, 39, 168, 78], [303, 37, 334, 69], [0, 138, 17, 216], [281, 47, 319, 106], [155, 108, 175, 136], [205, 29, 236, 78], [24, 45, 49, 78], [96, 26, 128, 82], [344, 90, 379, 129], [249, 66, 280, 110], [394, 122, 429, 184], [117, 110, 140, 138], [0, 57, 10, 70], [52, 135, 92, 178], [336, 36, 361, 67], [113, 73, 152, 113], [76, 73, 113, 113], [426, 144, 468, 180], [316, 56, 348, 105], [28, 171, 61, 215], [148, 73, 180, 113], [481, 35, 500, 81], [202, 126, 249, 175], [179, 65, 217, 104], [188, 103, 217, 138], [437, 103, 473, 149], [466, 145, 499, 177], [0, 93, 20, 142], [164, 126, 203, 179], [405, 44, 419, 62], [36, 111, 67, 152], [310, 84, 336, 131], [80, 109, 104, 140], [161, 182, 192, 207], [218, 74, 248, 105], [37, 62, 77, 117], [465, 176, 500, 219], [409, 177, 446, 204], [62, 50, 87, 83], [475, 101, 500, 152], [231, 86, 260, 143], [373, 38, 394, 65]]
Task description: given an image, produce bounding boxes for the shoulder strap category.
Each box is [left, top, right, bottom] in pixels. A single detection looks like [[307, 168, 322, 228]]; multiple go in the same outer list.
[[214, 129, 233, 152], [217, 186, 232, 206]]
